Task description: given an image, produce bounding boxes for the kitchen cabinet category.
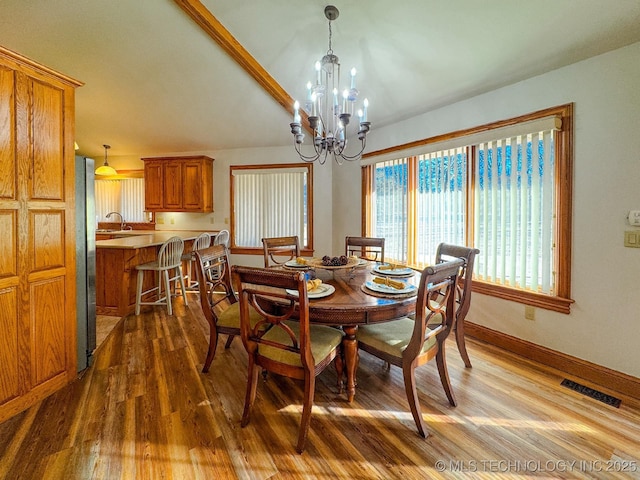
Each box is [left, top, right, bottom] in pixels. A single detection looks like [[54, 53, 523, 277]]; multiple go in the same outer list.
[[143, 156, 214, 212], [0, 46, 81, 423]]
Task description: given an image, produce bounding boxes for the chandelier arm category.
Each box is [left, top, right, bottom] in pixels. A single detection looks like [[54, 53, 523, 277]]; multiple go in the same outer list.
[[293, 141, 323, 163], [336, 138, 368, 162]]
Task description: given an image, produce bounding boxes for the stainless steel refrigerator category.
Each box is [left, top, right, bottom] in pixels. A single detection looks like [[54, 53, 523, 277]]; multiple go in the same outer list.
[[75, 156, 96, 370]]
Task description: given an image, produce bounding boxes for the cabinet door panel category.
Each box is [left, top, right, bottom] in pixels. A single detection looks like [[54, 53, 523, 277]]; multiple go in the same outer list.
[[182, 161, 202, 210], [144, 162, 163, 210], [164, 162, 183, 210], [31, 210, 65, 271], [0, 211, 17, 277], [30, 276, 66, 385], [30, 79, 64, 201], [0, 286, 19, 405], [0, 66, 15, 200]]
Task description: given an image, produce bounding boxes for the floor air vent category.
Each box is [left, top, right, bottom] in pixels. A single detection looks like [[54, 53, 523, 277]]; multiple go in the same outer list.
[[560, 379, 621, 408]]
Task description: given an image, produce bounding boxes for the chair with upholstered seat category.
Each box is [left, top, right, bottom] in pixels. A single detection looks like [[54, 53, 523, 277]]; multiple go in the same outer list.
[[194, 244, 263, 373], [232, 265, 344, 453], [434, 243, 480, 368], [135, 236, 188, 316], [356, 258, 463, 437], [345, 236, 385, 263], [261, 236, 300, 267], [181, 232, 212, 289]]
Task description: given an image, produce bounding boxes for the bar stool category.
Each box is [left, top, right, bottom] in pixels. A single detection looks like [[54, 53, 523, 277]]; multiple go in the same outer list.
[[213, 229, 229, 248], [135, 236, 188, 316], [182, 232, 212, 289]]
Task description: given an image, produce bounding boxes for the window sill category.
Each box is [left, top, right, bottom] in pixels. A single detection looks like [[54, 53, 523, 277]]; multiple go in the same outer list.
[[472, 280, 574, 314]]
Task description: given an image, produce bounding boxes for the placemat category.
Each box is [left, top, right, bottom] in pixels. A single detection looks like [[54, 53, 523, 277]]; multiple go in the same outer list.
[[360, 284, 418, 299]]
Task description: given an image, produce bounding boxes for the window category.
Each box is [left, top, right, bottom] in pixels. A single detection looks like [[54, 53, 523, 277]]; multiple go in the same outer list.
[[363, 104, 573, 313], [95, 177, 146, 223], [230, 163, 314, 255]]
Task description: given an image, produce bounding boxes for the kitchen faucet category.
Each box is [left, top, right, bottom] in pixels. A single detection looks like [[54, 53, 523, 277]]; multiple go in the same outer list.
[[106, 211, 125, 231]]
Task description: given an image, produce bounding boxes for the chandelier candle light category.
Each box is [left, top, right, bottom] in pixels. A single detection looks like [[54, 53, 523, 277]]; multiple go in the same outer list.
[[290, 5, 371, 165]]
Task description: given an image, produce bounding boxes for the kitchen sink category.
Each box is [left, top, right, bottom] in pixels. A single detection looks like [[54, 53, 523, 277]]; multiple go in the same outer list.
[[96, 229, 117, 233]]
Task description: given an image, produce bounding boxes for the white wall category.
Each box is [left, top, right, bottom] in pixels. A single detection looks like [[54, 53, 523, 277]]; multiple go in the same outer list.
[[333, 41, 640, 378]]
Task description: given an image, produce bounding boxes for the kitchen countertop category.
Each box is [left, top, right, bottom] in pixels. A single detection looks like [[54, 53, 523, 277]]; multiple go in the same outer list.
[[96, 230, 217, 249]]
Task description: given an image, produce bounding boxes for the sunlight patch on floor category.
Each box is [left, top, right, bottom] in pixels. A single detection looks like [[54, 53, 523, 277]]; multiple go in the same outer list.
[[275, 404, 595, 433]]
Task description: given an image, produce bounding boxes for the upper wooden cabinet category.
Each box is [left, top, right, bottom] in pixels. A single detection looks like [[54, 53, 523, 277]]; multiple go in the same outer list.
[[143, 156, 214, 212]]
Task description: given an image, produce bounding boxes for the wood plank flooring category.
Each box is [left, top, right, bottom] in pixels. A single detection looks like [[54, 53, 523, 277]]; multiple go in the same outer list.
[[1, 298, 639, 479]]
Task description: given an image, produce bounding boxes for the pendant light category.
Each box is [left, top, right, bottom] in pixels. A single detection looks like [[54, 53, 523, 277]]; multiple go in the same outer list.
[[95, 144, 117, 176]]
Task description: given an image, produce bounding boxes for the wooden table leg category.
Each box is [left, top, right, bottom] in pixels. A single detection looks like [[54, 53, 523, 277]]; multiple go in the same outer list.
[[341, 325, 359, 402]]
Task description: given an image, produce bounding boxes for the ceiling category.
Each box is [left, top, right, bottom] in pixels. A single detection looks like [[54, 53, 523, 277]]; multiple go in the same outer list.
[[2, 0, 640, 160]]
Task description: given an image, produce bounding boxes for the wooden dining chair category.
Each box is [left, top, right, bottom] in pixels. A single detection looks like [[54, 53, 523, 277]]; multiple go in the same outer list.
[[434, 243, 480, 368], [356, 258, 463, 438], [135, 236, 188, 316], [231, 265, 344, 453], [345, 236, 385, 263], [194, 245, 263, 373], [261, 236, 300, 267]]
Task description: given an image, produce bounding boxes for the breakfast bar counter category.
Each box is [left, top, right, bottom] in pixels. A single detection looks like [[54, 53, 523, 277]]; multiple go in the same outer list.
[[96, 230, 215, 316]]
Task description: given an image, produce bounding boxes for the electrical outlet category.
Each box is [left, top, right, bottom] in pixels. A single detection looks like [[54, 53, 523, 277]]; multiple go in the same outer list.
[[224, 217, 229, 224], [524, 305, 535, 320], [170, 216, 175, 225], [157, 216, 164, 225]]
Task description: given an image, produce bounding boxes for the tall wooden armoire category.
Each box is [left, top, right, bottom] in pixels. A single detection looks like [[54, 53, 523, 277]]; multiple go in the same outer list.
[[0, 45, 82, 423]]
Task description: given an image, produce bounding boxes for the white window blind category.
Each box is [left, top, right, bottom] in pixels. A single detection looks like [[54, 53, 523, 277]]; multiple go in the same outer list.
[[415, 148, 466, 266], [95, 178, 145, 223], [233, 169, 307, 248], [372, 158, 408, 263], [473, 130, 556, 294]]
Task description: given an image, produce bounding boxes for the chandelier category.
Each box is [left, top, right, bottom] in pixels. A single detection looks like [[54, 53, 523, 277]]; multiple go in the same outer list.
[[290, 5, 371, 165]]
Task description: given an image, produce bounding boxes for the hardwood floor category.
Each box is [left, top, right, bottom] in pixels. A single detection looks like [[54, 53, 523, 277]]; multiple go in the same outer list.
[[96, 315, 122, 349], [1, 298, 639, 479]]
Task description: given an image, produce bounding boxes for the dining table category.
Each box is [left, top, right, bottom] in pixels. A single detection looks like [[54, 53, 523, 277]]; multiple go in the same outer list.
[[282, 259, 421, 402]]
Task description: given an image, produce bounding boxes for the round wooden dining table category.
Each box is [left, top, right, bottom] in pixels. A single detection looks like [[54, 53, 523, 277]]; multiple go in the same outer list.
[[290, 263, 421, 402]]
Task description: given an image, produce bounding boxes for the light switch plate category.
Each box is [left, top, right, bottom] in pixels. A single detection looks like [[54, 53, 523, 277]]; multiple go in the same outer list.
[[624, 230, 640, 247]]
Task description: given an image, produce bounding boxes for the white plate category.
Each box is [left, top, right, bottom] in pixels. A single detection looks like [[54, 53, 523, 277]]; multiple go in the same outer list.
[[284, 259, 309, 268], [372, 265, 414, 276], [365, 280, 417, 295], [286, 283, 336, 299]]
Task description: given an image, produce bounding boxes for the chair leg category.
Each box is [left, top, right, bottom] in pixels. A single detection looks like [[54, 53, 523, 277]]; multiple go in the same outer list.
[[201, 331, 218, 373], [455, 322, 472, 368], [334, 349, 344, 393], [177, 266, 188, 306], [135, 269, 144, 315], [296, 374, 315, 453], [163, 270, 173, 316], [224, 335, 235, 349], [436, 346, 457, 407], [241, 358, 260, 428], [402, 362, 427, 438]]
